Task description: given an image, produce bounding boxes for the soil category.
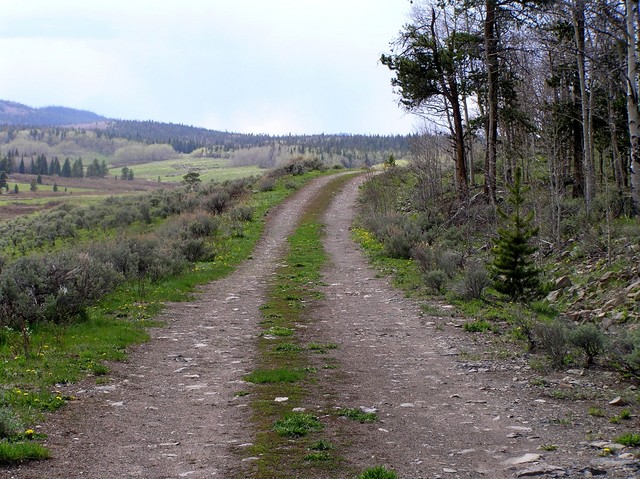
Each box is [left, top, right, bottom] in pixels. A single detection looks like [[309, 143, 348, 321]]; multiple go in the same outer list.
[[5, 174, 640, 479]]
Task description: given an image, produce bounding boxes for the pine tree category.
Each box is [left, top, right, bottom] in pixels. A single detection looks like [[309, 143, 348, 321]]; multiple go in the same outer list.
[[489, 167, 541, 299]]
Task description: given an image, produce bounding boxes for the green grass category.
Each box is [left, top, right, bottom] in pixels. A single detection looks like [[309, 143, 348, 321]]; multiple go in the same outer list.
[[244, 368, 305, 384], [0, 440, 50, 463], [338, 407, 378, 423], [615, 432, 640, 447], [129, 157, 264, 183], [356, 466, 398, 479], [273, 413, 324, 437], [308, 343, 338, 353], [463, 319, 492, 333]]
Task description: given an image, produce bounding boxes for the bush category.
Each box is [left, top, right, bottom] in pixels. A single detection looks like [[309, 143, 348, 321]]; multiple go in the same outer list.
[[188, 214, 220, 238], [423, 270, 448, 293], [230, 206, 254, 222], [257, 176, 276, 192], [202, 190, 231, 214], [608, 328, 640, 378], [568, 323, 606, 366], [412, 243, 463, 278], [0, 407, 22, 439], [533, 319, 568, 369], [458, 262, 490, 299]]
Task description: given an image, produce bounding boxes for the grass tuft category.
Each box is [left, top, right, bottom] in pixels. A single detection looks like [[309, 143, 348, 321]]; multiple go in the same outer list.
[[244, 368, 305, 384], [0, 440, 50, 463], [338, 407, 378, 423], [273, 412, 324, 437], [356, 465, 398, 479]]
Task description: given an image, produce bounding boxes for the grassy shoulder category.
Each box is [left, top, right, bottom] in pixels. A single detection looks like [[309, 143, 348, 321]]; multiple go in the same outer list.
[[0, 167, 333, 464]]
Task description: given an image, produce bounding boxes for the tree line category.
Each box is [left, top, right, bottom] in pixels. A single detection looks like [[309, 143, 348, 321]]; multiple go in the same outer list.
[[382, 0, 640, 214], [0, 152, 109, 179]]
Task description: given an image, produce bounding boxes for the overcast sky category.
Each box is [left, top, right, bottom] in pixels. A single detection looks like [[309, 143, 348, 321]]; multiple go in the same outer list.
[[0, 0, 416, 135]]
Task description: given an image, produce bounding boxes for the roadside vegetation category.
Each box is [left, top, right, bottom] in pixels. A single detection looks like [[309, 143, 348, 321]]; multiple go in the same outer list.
[[354, 156, 640, 432], [0, 158, 331, 464]]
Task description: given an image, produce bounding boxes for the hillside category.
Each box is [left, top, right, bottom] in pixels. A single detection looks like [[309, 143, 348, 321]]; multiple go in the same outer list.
[[0, 100, 106, 126]]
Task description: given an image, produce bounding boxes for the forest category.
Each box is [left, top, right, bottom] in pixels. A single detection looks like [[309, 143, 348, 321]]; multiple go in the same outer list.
[[381, 0, 638, 213]]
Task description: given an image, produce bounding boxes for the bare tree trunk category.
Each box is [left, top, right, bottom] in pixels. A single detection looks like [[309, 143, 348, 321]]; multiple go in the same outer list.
[[484, 0, 498, 203], [626, 0, 640, 214], [572, 0, 595, 210], [606, 78, 625, 193]]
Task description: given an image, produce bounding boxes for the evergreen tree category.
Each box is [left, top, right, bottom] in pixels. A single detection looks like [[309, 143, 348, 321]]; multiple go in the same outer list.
[[53, 182, 58, 192], [71, 158, 84, 178], [61, 158, 72, 178], [100, 160, 108, 177], [489, 168, 541, 299], [36, 174, 42, 185], [19, 158, 25, 174], [30, 178, 37, 192], [0, 171, 7, 190], [50, 157, 61, 176], [13, 184, 18, 194]]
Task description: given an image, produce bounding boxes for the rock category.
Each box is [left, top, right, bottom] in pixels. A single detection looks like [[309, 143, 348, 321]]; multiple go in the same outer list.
[[400, 403, 415, 408], [515, 465, 566, 477], [274, 397, 289, 402], [503, 453, 541, 465], [360, 406, 378, 414], [292, 407, 306, 412], [555, 276, 573, 289], [442, 468, 457, 473], [241, 456, 259, 462], [624, 278, 640, 294], [602, 294, 627, 311], [608, 396, 626, 406], [546, 290, 561, 302]]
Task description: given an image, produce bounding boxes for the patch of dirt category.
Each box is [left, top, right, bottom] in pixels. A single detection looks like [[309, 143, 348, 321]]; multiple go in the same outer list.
[[6, 174, 639, 479]]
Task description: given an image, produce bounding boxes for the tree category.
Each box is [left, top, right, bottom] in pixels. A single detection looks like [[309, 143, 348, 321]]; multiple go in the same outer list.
[[29, 178, 37, 192], [381, 3, 479, 200], [18, 158, 25, 174], [626, 0, 640, 213], [61, 158, 72, 178], [71, 158, 84, 178], [182, 172, 201, 191], [0, 171, 7, 191], [489, 167, 541, 299]]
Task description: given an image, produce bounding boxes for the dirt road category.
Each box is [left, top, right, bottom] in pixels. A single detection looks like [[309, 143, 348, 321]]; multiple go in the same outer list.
[[7, 174, 639, 479]]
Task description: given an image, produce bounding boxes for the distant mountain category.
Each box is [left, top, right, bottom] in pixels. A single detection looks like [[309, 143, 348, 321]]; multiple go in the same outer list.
[[0, 100, 107, 126]]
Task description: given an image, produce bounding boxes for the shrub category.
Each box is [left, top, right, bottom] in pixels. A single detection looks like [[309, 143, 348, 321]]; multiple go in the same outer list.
[[533, 319, 568, 369], [188, 215, 219, 238], [608, 328, 640, 377], [458, 262, 490, 299], [177, 238, 215, 263], [0, 407, 22, 439], [423, 270, 448, 293], [568, 323, 606, 366], [230, 206, 254, 222], [202, 190, 231, 214], [257, 176, 276, 192]]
